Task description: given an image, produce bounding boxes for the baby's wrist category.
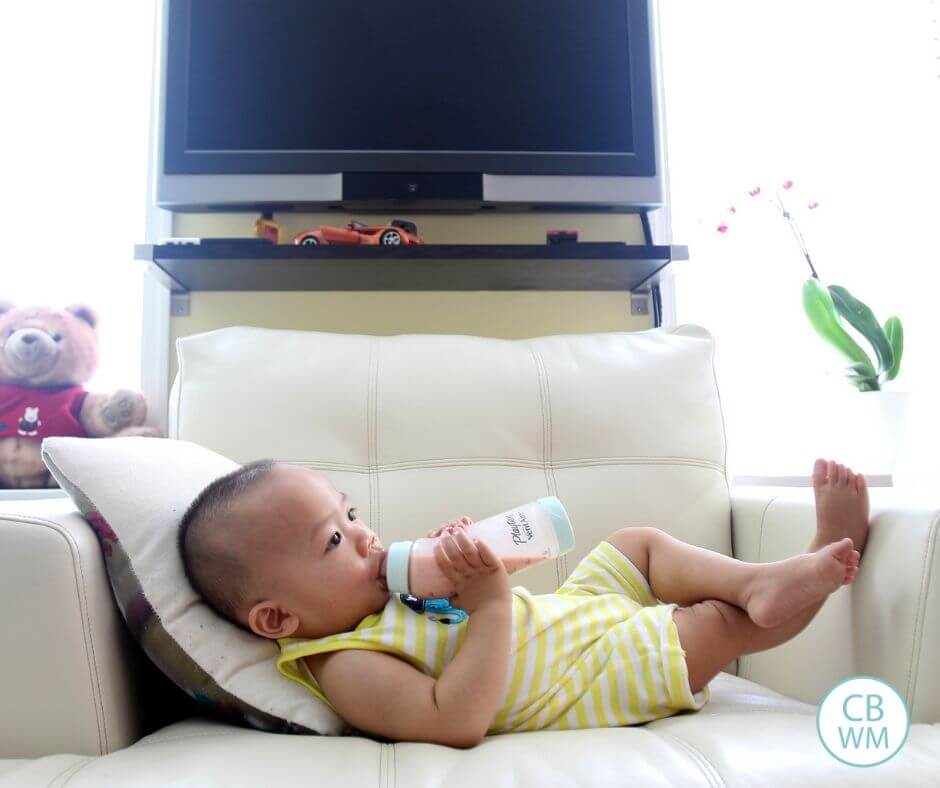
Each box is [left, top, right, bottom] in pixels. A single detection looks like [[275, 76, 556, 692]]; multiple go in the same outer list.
[[465, 594, 511, 618]]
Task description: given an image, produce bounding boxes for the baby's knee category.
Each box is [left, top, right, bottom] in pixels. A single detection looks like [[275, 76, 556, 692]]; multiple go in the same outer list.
[[675, 599, 750, 650], [673, 600, 749, 694], [606, 526, 662, 578], [699, 599, 748, 630]]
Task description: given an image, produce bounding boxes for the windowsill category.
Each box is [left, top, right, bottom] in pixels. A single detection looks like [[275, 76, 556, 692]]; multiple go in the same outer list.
[[731, 474, 895, 488]]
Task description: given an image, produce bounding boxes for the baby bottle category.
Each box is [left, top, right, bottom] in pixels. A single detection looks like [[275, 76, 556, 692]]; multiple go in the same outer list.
[[379, 496, 575, 599]]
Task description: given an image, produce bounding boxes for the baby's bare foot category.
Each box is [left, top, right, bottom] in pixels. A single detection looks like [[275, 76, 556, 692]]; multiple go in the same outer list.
[[745, 538, 860, 628], [810, 458, 870, 560]]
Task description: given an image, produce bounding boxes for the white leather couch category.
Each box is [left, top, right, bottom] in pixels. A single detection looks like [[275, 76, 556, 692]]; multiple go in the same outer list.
[[2, 324, 938, 786]]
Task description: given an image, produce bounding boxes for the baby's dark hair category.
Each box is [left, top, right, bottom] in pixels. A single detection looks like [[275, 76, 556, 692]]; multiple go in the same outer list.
[[178, 458, 278, 631]]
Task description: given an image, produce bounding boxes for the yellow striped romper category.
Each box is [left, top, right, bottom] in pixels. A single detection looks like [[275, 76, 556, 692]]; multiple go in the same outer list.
[[277, 540, 710, 734]]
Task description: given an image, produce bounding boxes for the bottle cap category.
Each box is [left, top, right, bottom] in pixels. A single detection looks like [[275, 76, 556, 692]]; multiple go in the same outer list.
[[385, 540, 414, 595], [537, 496, 576, 555]]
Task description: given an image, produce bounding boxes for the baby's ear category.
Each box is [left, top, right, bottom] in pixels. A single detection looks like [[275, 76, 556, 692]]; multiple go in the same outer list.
[[247, 600, 300, 639]]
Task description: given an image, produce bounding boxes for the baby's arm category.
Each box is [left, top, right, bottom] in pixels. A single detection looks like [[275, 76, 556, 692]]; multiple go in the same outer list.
[[309, 533, 512, 747], [307, 600, 511, 748]]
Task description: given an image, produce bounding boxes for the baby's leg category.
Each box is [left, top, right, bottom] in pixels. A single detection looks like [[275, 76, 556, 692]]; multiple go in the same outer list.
[[674, 594, 832, 694], [607, 527, 858, 628], [606, 457, 869, 626]]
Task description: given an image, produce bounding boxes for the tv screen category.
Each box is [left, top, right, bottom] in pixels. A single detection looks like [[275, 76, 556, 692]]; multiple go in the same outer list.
[[163, 0, 655, 178]]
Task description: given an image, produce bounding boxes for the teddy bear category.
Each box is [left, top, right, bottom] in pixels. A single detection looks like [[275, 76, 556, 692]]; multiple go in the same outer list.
[[0, 300, 161, 489]]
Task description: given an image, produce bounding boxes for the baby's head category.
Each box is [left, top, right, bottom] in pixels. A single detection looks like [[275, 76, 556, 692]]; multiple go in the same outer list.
[[178, 460, 387, 641]]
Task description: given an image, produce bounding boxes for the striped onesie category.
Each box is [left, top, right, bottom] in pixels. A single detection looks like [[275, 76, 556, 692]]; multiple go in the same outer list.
[[277, 541, 710, 734]]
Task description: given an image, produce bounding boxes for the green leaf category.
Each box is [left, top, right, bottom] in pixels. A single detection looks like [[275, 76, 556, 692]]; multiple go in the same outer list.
[[884, 316, 904, 381], [801, 278, 872, 368], [828, 285, 894, 376]]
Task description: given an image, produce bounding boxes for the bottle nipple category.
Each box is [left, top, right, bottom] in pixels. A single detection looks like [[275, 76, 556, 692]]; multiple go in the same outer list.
[[377, 549, 389, 592]]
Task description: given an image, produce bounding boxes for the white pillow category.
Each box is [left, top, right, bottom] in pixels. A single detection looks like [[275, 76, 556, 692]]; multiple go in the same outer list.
[[40, 435, 349, 736]]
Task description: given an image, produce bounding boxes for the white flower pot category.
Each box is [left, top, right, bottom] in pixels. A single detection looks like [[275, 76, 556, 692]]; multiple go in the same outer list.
[[820, 389, 914, 477], [725, 386, 915, 480]]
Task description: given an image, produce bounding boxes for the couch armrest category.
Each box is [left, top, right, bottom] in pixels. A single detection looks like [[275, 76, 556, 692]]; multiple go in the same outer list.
[[730, 485, 940, 723], [0, 497, 148, 757]]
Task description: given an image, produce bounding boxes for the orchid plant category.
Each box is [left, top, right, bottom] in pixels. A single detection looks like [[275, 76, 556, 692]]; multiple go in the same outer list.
[[716, 179, 904, 392]]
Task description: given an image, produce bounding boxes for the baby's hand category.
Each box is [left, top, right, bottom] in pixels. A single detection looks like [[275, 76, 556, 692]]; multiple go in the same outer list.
[[434, 528, 509, 615], [426, 516, 473, 539]]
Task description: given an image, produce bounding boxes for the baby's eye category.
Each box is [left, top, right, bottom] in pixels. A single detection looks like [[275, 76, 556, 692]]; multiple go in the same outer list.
[[326, 509, 357, 552]]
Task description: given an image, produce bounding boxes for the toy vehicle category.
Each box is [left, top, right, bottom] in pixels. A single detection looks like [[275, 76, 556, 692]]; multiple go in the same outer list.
[[255, 215, 282, 244], [547, 229, 579, 244], [293, 220, 423, 246]]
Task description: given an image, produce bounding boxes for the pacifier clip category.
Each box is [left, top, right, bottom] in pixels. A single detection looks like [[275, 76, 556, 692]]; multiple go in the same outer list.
[[399, 594, 468, 625]]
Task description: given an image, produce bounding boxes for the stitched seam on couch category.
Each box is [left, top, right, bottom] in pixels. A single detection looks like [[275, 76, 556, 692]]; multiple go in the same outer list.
[[707, 327, 733, 529], [83, 730, 306, 751], [46, 756, 95, 788], [655, 731, 726, 787], [529, 344, 565, 586], [739, 494, 779, 683], [69, 515, 110, 755], [907, 508, 939, 713], [370, 336, 380, 544], [285, 457, 727, 472], [378, 742, 385, 788], [8, 505, 108, 756]]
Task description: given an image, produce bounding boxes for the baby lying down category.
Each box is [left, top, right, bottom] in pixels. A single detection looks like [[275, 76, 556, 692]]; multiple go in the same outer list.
[[177, 459, 868, 748]]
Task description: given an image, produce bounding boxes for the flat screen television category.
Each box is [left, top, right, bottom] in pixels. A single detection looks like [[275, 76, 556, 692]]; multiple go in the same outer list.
[[154, 0, 667, 211]]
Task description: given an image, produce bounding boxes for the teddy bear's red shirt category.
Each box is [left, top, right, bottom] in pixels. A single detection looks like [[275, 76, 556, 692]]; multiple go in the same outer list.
[[0, 383, 88, 439]]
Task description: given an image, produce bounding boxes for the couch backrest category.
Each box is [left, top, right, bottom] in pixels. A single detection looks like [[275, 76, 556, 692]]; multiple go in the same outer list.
[[168, 324, 732, 592]]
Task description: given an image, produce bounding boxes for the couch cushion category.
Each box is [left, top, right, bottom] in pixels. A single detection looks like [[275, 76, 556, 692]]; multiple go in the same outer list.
[[40, 436, 350, 737], [14, 673, 936, 787], [169, 324, 732, 595]]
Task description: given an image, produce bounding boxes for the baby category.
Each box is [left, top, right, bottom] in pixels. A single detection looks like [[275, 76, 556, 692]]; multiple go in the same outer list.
[[177, 458, 868, 748]]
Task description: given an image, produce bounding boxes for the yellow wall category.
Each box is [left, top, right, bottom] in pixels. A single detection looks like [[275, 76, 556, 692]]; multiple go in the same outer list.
[[169, 211, 652, 389]]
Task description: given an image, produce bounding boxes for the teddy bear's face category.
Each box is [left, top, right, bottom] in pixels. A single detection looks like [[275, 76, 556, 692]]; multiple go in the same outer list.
[[0, 302, 99, 387]]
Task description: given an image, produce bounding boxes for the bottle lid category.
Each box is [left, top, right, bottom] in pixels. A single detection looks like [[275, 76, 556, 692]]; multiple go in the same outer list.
[[537, 496, 576, 555], [385, 540, 414, 595]]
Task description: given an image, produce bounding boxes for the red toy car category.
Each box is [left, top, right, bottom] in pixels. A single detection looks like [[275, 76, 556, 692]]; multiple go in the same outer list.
[[547, 229, 579, 244], [293, 220, 423, 246]]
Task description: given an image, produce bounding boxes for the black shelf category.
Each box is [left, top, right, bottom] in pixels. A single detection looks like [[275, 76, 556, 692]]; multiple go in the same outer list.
[[134, 242, 688, 292]]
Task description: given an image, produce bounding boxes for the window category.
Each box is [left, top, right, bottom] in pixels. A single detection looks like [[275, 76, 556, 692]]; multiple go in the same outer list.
[[1, 3, 157, 394], [659, 0, 940, 485]]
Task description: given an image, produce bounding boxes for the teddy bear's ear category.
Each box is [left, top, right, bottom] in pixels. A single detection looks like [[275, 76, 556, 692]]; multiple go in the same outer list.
[[65, 303, 99, 329], [0, 300, 15, 316]]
